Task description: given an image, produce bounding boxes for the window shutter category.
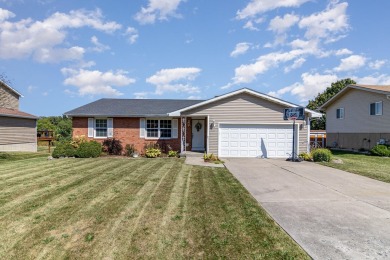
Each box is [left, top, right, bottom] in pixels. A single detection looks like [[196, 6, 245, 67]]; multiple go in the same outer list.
[[107, 118, 113, 137], [172, 119, 178, 138], [88, 118, 94, 137], [370, 103, 376, 115], [336, 109, 340, 119], [140, 118, 146, 138]]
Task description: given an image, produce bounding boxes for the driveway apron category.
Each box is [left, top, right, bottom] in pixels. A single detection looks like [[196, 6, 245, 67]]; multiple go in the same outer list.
[[224, 158, 390, 260]]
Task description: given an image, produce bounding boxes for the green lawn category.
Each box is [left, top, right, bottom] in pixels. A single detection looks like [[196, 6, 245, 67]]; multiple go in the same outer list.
[[320, 150, 390, 183], [0, 156, 308, 259]]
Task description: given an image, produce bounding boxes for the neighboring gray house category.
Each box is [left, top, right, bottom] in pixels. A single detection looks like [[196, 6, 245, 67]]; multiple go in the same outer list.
[[0, 81, 38, 152], [320, 84, 390, 150], [65, 88, 321, 158]]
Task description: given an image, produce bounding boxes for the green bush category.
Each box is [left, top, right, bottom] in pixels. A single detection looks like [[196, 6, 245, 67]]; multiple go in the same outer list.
[[371, 145, 390, 157], [103, 138, 123, 155], [299, 152, 312, 161], [145, 148, 161, 158], [52, 142, 76, 158], [0, 152, 11, 159], [168, 150, 178, 157], [75, 141, 102, 158], [311, 148, 332, 162]]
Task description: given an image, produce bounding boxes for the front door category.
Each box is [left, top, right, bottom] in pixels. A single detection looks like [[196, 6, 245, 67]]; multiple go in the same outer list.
[[192, 119, 205, 151]]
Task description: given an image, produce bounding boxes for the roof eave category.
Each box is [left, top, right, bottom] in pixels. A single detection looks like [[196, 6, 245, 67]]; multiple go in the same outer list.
[[169, 88, 302, 116], [0, 114, 37, 119]]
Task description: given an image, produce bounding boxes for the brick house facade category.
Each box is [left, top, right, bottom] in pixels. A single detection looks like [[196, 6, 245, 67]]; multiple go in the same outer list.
[[72, 117, 206, 154]]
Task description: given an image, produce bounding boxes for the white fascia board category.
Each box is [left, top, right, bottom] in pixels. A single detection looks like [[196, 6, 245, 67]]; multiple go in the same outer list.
[[168, 88, 303, 116]]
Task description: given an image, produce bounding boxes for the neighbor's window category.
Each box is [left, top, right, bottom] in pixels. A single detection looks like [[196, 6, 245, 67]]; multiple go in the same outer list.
[[336, 108, 344, 119], [146, 119, 172, 138], [95, 119, 107, 137], [370, 101, 383, 116]]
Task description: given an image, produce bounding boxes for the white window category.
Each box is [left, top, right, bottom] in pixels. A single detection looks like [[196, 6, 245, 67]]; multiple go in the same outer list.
[[336, 108, 344, 119], [146, 119, 173, 138], [88, 118, 113, 138], [146, 119, 159, 138], [95, 119, 107, 137], [370, 101, 383, 116]]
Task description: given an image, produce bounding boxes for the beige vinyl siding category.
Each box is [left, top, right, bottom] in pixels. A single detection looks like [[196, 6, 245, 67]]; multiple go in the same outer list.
[[0, 116, 37, 146], [326, 88, 390, 133], [182, 93, 309, 155], [0, 84, 19, 110]]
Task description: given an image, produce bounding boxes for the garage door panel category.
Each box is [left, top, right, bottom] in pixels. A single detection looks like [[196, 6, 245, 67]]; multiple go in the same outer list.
[[219, 124, 295, 158]]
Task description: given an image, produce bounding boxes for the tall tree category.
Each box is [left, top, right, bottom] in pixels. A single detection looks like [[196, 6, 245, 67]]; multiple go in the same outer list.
[[307, 78, 356, 130]]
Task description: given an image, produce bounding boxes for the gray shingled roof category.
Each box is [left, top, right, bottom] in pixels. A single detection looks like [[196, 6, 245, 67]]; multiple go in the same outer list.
[[64, 98, 204, 117]]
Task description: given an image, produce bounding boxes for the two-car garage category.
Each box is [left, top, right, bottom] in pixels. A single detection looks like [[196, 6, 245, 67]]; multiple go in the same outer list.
[[218, 124, 296, 158]]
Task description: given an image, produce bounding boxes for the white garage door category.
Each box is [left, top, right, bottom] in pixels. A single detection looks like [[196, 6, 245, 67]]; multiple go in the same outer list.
[[219, 124, 295, 158]]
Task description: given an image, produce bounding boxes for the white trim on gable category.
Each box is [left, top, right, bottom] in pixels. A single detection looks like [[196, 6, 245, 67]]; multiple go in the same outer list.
[[168, 88, 322, 118], [320, 84, 390, 110]]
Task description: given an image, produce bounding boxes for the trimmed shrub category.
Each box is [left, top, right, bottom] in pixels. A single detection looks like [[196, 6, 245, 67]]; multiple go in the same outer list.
[[145, 148, 161, 158], [103, 138, 123, 155], [371, 144, 390, 157], [311, 148, 332, 162], [52, 142, 76, 158], [75, 141, 102, 158], [299, 152, 312, 161]]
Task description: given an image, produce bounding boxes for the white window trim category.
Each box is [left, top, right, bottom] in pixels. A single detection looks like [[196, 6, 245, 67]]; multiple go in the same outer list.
[[336, 108, 344, 119], [94, 118, 111, 139], [145, 118, 177, 140], [370, 101, 383, 116]]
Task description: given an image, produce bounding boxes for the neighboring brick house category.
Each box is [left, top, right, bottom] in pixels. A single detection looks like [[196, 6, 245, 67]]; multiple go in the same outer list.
[[0, 81, 38, 152], [64, 88, 321, 158], [320, 84, 390, 150]]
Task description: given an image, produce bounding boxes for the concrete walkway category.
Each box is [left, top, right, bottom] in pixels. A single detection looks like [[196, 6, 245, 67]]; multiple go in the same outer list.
[[184, 151, 225, 168], [224, 158, 390, 260]]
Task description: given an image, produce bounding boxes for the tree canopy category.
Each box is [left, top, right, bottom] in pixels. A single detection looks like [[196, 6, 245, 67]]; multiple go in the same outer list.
[[37, 116, 72, 141], [307, 78, 356, 130]]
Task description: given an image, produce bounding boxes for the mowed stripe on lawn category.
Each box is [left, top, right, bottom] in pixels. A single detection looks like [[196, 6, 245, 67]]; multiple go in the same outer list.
[[0, 157, 309, 259]]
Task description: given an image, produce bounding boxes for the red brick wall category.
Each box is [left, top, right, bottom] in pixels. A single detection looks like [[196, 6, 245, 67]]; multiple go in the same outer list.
[[72, 117, 182, 154]]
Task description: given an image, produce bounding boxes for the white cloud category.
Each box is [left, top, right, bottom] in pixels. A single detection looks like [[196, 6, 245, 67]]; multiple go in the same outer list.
[[334, 55, 366, 72], [270, 72, 338, 102], [134, 91, 149, 99], [61, 68, 136, 96], [134, 0, 184, 25], [0, 8, 121, 62], [0, 8, 14, 21], [125, 27, 139, 44], [231, 49, 310, 84], [230, 42, 251, 57], [335, 48, 353, 56], [146, 67, 201, 95], [268, 13, 299, 33], [354, 74, 390, 85], [90, 36, 110, 52], [284, 57, 306, 73], [237, 0, 310, 20], [369, 60, 386, 70], [298, 2, 349, 41]]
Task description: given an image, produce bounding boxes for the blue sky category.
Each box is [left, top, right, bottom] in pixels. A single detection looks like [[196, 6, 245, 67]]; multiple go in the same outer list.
[[1, 0, 390, 116]]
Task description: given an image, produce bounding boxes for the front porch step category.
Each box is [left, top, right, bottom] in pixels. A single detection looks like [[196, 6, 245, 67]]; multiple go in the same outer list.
[[183, 151, 204, 158]]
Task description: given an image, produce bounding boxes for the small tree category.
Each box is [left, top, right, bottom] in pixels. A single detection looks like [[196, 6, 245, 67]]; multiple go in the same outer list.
[[306, 78, 356, 130]]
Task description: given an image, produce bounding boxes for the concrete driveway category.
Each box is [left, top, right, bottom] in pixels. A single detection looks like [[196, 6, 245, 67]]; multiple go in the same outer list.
[[224, 158, 390, 260]]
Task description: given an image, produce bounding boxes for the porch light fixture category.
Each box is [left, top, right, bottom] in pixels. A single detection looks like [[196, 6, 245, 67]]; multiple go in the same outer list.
[[210, 120, 215, 129]]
